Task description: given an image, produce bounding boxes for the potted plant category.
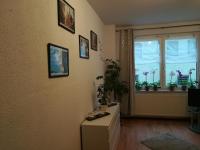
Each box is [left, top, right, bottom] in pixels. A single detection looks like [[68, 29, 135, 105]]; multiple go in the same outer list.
[[135, 80, 142, 91], [168, 71, 176, 91], [168, 82, 177, 91], [96, 59, 128, 103], [142, 81, 151, 91], [151, 82, 159, 91], [142, 71, 150, 91], [150, 69, 159, 91], [188, 68, 198, 89]]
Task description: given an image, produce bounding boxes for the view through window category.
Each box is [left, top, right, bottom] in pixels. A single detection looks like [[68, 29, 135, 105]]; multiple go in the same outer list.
[[134, 36, 197, 89]]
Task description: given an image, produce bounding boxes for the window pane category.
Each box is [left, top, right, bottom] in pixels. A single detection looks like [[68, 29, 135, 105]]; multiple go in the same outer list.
[[134, 40, 160, 84], [165, 38, 197, 85]]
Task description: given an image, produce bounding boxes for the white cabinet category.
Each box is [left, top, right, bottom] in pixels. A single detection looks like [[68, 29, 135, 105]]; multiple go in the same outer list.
[[81, 104, 120, 150]]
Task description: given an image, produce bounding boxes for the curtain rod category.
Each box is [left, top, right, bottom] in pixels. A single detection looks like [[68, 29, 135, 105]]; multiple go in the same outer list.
[[116, 23, 200, 31]]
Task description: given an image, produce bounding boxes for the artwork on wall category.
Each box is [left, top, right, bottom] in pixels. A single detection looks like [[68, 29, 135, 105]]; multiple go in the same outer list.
[[90, 31, 97, 51], [47, 43, 69, 78], [79, 35, 89, 59], [57, 0, 75, 34]]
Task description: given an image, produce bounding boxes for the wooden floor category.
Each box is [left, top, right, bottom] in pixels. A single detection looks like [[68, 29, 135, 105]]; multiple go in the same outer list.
[[117, 119, 200, 150]]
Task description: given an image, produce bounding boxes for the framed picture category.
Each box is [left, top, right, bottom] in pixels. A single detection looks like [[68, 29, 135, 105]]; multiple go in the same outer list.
[[47, 43, 69, 78], [79, 35, 89, 59], [90, 31, 97, 51], [57, 0, 75, 34]]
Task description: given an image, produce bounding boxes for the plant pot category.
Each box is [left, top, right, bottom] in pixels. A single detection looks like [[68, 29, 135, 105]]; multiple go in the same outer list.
[[153, 86, 158, 91], [169, 86, 175, 91], [181, 85, 187, 91], [145, 86, 150, 91]]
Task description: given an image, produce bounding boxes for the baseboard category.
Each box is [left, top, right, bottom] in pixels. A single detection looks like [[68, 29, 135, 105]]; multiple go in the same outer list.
[[121, 114, 190, 120]]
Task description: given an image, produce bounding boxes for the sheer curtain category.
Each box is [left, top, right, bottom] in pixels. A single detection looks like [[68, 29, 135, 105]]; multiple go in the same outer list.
[[116, 29, 134, 116]]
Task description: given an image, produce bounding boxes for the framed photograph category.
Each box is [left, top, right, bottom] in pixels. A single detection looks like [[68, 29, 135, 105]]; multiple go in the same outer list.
[[47, 43, 69, 78], [79, 35, 89, 59], [90, 31, 97, 51], [57, 0, 75, 34]]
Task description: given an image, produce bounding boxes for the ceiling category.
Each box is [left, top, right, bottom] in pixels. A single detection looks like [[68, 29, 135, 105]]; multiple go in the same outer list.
[[87, 0, 200, 25]]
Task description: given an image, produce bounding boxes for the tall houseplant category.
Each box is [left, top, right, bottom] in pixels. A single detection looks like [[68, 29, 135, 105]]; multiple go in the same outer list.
[[96, 59, 128, 104]]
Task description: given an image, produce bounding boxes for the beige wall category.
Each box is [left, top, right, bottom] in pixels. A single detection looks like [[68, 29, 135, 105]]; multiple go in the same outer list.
[[132, 23, 200, 117], [134, 92, 188, 117], [103, 25, 117, 60], [0, 0, 105, 150], [114, 22, 200, 117]]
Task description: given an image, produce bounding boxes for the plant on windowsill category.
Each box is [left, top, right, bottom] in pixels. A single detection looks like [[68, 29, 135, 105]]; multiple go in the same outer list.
[[188, 68, 198, 89], [142, 81, 151, 91], [142, 71, 150, 91], [96, 59, 128, 104], [168, 82, 177, 91], [135, 80, 142, 91], [150, 69, 160, 91], [168, 71, 177, 91], [151, 82, 160, 91]]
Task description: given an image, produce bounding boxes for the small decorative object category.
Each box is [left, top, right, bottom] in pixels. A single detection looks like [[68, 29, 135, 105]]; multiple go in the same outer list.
[[58, 0, 75, 33], [96, 78, 107, 105], [177, 70, 189, 86], [96, 59, 128, 102], [176, 70, 188, 91], [90, 31, 97, 51], [79, 35, 89, 59], [47, 43, 69, 78]]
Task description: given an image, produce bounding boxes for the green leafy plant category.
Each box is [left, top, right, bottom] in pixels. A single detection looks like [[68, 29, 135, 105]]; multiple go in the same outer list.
[[151, 82, 160, 91], [135, 81, 142, 91], [96, 59, 128, 103], [142, 81, 151, 91], [168, 82, 177, 91]]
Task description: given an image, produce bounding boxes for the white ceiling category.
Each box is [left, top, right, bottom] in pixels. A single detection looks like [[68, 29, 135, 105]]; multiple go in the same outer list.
[[87, 0, 200, 25]]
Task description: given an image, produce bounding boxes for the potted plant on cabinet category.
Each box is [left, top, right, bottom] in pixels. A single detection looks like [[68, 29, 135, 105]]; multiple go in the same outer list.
[[96, 59, 128, 104]]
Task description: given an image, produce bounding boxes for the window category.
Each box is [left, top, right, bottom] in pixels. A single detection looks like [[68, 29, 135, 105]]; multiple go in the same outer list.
[[135, 40, 160, 84], [134, 35, 197, 89], [165, 38, 197, 85]]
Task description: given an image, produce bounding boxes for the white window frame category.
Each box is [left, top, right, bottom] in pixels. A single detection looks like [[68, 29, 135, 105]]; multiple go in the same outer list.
[[134, 33, 199, 90]]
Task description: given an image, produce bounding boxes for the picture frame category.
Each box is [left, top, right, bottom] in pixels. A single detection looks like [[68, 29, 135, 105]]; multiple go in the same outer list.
[[47, 43, 69, 78], [57, 0, 75, 34], [79, 35, 89, 59], [90, 30, 97, 51]]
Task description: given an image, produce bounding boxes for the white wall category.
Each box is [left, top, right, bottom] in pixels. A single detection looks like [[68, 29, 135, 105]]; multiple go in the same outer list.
[[0, 0, 105, 150]]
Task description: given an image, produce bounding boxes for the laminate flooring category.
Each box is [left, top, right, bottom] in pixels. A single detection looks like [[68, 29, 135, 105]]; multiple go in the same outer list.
[[117, 119, 200, 150]]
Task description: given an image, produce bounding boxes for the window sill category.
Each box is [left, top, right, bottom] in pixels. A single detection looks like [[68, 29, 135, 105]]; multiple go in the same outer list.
[[135, 89, 188, 94]]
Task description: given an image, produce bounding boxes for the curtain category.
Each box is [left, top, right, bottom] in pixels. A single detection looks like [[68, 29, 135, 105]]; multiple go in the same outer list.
[[195, 32, 200, 88], [117, 29, 134, 116]]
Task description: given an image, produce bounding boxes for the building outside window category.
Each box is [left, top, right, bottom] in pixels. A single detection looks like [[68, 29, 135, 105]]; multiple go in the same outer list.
[[134, 35, 197, 90]]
